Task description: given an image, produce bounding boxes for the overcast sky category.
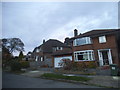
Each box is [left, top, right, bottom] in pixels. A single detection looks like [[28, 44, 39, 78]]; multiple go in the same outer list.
[[2, 2, 118, 56]]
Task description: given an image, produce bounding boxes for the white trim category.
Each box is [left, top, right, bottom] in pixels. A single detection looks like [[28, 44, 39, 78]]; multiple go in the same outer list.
[[73, 37, 92, 46], [35, 56, 38, 61], [73, 39, 76, 46], [41, 57, 43, 61], [99, 36, 106, 43], [98, 49, 113, 66], [74, 50, 93, 52], [108, 49, 113, 64], [74, 50, 94, 61], [98, 50, 103, 66]]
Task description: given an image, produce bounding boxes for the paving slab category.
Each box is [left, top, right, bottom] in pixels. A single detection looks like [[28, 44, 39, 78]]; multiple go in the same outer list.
[[21, 70, 52, 77]]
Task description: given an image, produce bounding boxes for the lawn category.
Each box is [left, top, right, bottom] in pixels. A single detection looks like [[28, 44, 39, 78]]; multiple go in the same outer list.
[[41, 73, 91, 81]]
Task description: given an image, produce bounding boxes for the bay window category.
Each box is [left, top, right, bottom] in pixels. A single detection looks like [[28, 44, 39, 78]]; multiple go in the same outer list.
[[74, 50, 94, 61]]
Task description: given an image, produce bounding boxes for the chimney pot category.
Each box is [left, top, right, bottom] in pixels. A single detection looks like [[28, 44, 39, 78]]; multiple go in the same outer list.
[[43, 39, 45, 44], [74, 29, 78, 37]]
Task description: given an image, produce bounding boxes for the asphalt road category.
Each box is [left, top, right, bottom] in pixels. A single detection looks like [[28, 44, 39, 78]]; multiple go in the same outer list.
[[2, 72, 101, 88]]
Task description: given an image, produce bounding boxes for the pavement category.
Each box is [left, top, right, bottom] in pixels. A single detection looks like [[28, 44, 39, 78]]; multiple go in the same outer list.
[[20, 69, 120, 88], [21, 70, 52, 77]]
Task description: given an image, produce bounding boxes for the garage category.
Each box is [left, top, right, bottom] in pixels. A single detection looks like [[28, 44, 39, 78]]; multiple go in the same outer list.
[[54, 56, 72, 68]]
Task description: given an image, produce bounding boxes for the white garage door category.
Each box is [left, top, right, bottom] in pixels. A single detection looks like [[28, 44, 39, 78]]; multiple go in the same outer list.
[[54, 56, 72, 68]]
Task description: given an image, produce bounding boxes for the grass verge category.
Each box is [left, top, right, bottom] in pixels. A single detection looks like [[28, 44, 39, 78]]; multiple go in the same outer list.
[[41, 73, 91, 81]]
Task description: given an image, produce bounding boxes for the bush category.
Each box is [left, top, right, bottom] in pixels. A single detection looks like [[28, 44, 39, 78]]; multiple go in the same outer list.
[[59, 59, 73, 70], [59, 59, 97, 71], [10, 60, 21, 71], [19, 61, 30, 68], [85, 61, 97, 68]]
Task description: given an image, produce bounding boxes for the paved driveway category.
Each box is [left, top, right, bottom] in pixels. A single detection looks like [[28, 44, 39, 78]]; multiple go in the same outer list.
[[2, 72, 101, 88]]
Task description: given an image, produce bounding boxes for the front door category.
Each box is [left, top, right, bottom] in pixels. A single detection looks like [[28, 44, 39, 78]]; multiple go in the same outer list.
[[98, 49, 113, 66]]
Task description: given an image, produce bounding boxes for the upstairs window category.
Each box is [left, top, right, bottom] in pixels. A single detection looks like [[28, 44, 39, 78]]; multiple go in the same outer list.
[[53, 47, 57, 52], [99, 36, 106, 43], [74, 37, 92, 46], [53, 47, 63, 51], [36, 48, 39, 52]]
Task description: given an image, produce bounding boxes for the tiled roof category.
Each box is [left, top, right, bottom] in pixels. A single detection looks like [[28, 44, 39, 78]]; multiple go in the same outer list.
[[34, 39, 71, 53], [71, 29, 119, 39]]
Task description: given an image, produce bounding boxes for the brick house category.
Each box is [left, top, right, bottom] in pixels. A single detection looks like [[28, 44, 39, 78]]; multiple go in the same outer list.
[[70, 29, 120, 68], [32, 39, 71, 67]]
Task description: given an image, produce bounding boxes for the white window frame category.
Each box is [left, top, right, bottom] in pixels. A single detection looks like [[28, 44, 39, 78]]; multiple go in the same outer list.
[[74, 50, 94, 61], [98, 49, 113, 66], [57, 47, 59, 50], [60, 47, 63, 50], [41, 57, 43, 61], [73, 37, 92, 46], [99, 36, 106, 43], [36, 49, 39, 52], [35, 56, 38, 61]]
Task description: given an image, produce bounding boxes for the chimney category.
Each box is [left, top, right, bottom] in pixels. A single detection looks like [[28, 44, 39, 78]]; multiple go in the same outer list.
[[74, 29, 78, 37], [43, 39, 45, 44]]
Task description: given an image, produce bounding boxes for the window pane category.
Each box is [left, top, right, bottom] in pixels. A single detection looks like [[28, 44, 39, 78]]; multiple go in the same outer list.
[[99, 36, 106, 43], [78, 55, 83, 60], [83, 53, 88, 60]]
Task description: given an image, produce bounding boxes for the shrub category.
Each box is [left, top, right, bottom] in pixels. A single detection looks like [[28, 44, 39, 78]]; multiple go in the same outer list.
[[10, 60, 21, 71], [41, 65, 49, 68], [19, 61, 30, 68], [85, 61, 97, 68], [59, 59, 97, 71], [59, 59, 73, 70]]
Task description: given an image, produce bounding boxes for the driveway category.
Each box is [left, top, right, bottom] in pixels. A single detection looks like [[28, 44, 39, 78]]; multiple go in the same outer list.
[[2, 72, 101, 88]]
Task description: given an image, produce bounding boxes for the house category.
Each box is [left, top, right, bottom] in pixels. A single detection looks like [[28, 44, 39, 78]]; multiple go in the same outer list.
[[32, 39, 72, 67], [70, 29, 120, 68], [25, 52, 33, 61]]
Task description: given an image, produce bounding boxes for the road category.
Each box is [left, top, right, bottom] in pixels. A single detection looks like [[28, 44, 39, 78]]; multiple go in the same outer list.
[[2, 72, 101, 88]]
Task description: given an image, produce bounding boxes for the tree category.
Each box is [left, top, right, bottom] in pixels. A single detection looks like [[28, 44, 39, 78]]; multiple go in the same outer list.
[[18, 51, 24, 61], [2, 45, 12, 67], [2, 38, 24, 67], [2, 38, 24, 54]]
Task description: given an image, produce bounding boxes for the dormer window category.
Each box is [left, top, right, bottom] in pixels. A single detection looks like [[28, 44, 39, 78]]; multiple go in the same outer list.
[[53, 47, 63, 51], [74, 37, 92, 46], [99, 36, 106, 43], [57, 47, 63, 50]]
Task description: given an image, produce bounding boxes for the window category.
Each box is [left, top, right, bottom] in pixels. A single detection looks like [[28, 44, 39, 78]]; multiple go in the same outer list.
[[53, 47, 57, 51], [53, 47, 63, 51], [41, 57, 43, 61], [36, 49, 39, 52], [74, 37, 92, 46], [74, 50, 94, 61], [99, 36, 106, 43], [60, 47, 63, 50]]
